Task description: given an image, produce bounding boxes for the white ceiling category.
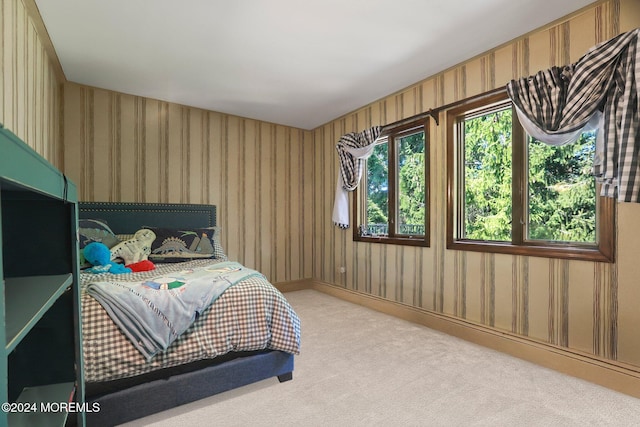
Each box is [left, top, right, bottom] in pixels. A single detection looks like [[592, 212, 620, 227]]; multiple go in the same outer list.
[[35, 0, 596, 130]]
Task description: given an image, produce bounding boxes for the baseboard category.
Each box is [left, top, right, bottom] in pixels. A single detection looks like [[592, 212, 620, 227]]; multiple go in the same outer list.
[[288, 280, 640, 400], [272, 278, 312, 293]]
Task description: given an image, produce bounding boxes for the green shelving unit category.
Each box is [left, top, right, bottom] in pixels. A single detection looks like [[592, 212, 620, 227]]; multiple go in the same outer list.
[[5, 275, 74, 353], [7, 382, 75, 426], [0, 124, 84, 427]]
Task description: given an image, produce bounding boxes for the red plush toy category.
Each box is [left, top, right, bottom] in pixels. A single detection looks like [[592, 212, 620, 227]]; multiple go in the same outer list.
[[126, 260, 155, 272]]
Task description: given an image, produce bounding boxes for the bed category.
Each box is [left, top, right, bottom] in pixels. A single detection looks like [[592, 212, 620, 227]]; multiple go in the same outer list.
[[77, 201, 301, 426]]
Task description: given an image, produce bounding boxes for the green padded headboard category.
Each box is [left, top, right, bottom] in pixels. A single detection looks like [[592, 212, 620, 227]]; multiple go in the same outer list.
[[78, 202, 217, 234]]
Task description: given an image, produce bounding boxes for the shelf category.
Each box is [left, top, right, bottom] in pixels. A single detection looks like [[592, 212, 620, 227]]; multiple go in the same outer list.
[[0, 125, 77, 202], [4, 274, 73, 352], [0, 124, 84, 425], [7, 382, 74, 427]]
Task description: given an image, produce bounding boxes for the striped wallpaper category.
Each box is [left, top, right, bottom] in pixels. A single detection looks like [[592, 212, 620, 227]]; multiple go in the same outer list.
[[61, 83, 315, 285], [0, 0, 61, 164], [7, 0, 640, 374], [312, 0, 640, 369]]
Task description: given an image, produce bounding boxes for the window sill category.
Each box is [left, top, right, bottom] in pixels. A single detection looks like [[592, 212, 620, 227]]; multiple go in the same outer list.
[[447, 239, 614, 263], [355, 235, 430, 247]]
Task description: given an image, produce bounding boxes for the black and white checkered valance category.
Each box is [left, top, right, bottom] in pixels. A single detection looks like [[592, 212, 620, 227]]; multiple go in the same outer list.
[[332, 126, 382, 228], [507, 28, 640, 202]]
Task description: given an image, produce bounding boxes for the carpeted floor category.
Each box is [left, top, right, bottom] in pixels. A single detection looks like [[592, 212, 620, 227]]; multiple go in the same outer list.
[[123, 289, 640, 426]]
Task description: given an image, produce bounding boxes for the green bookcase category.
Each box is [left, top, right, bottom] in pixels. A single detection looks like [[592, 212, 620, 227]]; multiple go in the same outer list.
[[0, 124, 84, 426]]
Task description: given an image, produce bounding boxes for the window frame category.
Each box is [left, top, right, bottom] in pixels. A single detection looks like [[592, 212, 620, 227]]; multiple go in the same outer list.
[[353, 119, 430, 247], [446, 90, 615, 262]]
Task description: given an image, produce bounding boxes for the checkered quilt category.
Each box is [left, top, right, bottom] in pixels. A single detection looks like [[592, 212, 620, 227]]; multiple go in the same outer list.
[[81, 259, 301, 383]]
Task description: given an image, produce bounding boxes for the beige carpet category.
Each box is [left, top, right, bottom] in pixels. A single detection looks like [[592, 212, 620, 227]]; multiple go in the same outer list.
[[123, 289, 640, 426]]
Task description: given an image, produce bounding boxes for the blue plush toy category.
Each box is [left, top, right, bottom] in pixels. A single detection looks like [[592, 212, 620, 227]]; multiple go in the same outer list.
[[84, 242, 132, 274]]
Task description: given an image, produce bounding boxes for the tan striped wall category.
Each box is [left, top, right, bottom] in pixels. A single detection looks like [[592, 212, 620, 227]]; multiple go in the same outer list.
[[61, 83, 315, 285], [313, 0, 640, 369], [9, 0, 640, 376], [0, 0, 62, 164]]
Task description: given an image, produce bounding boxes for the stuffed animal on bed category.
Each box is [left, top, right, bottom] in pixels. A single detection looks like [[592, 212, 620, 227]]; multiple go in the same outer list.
[[110, 229, 156, 272], [84, 242, 132, 274]]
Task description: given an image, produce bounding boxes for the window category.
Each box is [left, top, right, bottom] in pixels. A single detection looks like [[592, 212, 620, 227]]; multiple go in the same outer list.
[[447, 90, 614, 262], [354, 120, 430, 247]]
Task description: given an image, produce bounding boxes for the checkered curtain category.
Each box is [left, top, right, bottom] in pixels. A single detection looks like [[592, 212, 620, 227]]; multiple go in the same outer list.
[[332, 126, 382, 228], [507, 28, 640, 202]]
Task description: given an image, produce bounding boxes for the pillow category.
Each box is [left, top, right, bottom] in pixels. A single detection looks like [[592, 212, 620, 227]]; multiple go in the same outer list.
[[144, 227, 222, 262], [208, 226, 228, 260], [78, 219, 121, 268], [116, 234, 135, 242], [78, 219, 120, 249]]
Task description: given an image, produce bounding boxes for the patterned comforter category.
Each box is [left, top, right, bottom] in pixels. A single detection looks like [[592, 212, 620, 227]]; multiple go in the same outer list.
[[80, 259, 301, 383]]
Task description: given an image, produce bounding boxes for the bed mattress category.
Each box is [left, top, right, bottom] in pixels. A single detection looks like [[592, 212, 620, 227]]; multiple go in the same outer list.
[[81, 259, 301, 383]]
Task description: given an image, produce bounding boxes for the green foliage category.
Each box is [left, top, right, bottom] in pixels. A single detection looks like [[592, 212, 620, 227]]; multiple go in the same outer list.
[[366, 143, 388, 225], [463, 107, 595, 243], [463, 109, 513, 241], [398, 132, 425, 234], [365, 132, 426, 236], [363, 107, 596, 243], [527, 131, 596, 242]]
